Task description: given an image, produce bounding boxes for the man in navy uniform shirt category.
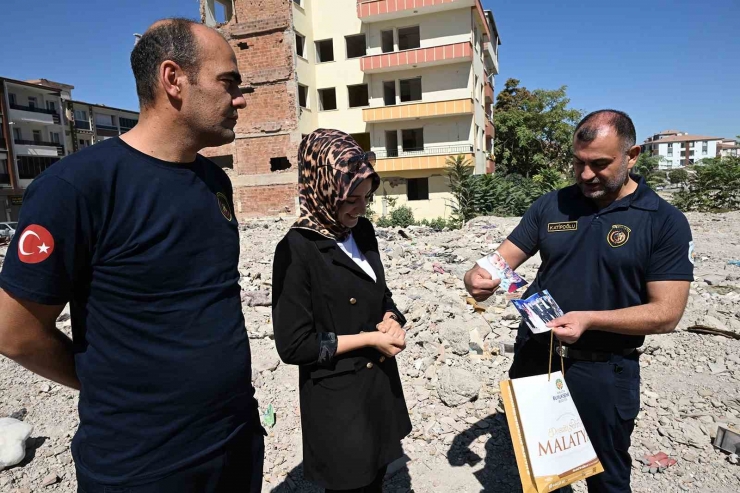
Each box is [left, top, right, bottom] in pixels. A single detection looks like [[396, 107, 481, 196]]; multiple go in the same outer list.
[[465, 110, 693, 492], [0, 19, 264, 492]]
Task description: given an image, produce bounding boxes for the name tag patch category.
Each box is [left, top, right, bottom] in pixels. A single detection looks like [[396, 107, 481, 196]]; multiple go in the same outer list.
[[548, 221, 578, 233]]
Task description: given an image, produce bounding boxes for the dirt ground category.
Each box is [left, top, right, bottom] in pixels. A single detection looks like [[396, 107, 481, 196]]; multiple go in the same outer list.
[[1, 211, 739, 492]]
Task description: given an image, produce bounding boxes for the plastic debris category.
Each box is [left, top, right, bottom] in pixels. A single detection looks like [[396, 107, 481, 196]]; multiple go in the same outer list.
[[261, 404, 276, 429]]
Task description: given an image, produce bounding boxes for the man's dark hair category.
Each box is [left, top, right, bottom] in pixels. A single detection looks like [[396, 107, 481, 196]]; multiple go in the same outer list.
[[130, 18, 201, 108], [574, 109, 637, 152]]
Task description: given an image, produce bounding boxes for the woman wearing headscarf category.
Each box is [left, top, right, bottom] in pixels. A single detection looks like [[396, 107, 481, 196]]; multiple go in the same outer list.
[[272, 129, 412, 492]]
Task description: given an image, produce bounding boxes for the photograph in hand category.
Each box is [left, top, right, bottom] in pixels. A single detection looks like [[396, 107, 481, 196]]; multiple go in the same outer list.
[[476, 252, 528, 293], [510, 290, 565, 334]]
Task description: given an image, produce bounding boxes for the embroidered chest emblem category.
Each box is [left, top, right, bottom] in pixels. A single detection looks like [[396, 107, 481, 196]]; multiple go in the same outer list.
[[607, 224, 631, 248], [216, 192, 233, 221]]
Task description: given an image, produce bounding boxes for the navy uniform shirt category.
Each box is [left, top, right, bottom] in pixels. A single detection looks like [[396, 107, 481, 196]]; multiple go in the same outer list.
[[508, 175, 694, 352], [0, 138, 257, 485]]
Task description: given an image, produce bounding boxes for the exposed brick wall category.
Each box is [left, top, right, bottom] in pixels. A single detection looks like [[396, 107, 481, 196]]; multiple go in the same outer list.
[[234, 82, 296, 135], [235, 134, 296, 175], [235, 183, 297, 217], [200, 0, 301, 219]]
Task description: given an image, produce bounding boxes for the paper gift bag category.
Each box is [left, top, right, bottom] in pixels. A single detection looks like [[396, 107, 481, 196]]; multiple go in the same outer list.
[[500, 335, 604, 491]]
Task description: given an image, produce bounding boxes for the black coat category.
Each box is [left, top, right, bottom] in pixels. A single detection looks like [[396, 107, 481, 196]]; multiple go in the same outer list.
[[272, 218, 412, 490]]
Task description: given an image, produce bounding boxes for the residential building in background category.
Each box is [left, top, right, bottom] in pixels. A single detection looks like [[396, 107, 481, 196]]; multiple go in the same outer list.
[[641, 130, 723, 169], [717, 138, 739, 158], [0, 76, 138, 221], [199, 0, 500, 220]]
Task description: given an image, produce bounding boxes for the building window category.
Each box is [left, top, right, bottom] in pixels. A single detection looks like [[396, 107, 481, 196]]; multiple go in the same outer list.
[[315, 39, 334, 63], [293, 0, 303, 6], [79, 139, 90, 148], [318, 88, 337, 111], [95, 114, 116, 128], [398, 26, 420, 51], [667, 145, 673, 156], [13, 128, 22, 141], [383, 81, 396, 106], [46, 101, 56, 112], [50, 132, 61, 144], [295, 32, 306, 58], [28, 97, 37, 109], [474, 75, 479, 101], [8, 93, 16, 105], [407, 178, 429, 201], [381, 30, 394, 53], [74, 110, 88, 121], [385, 130, 398, 157], [347, 84, 369, 108], [270, 157, 291, 172], [204, 0, 234, 26], [399, 78, 422, 102], [298, 84, 308, 109], [17, 156, 59, 179], [120, 117, 138, 129], [32, 130, 42, 143], [402, 128, 423, 152], [345, 34, 367, 59], [702, 141, 708, 154]]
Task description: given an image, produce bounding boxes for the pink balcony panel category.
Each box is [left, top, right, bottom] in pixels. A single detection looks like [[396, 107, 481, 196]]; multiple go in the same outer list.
[[360, 41, 472, 73]]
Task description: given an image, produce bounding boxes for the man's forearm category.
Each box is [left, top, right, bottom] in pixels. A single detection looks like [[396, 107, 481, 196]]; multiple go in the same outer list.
[[2, 328, 80, 390], [587, 302, 683, 337]]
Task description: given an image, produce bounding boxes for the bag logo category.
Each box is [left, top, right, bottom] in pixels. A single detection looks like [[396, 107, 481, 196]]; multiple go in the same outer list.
[[555, 379, 564, 391], [548, 221, 578, 233], [18, 225, 55, 264], [607, 224, 631, 248], [216, 192, 233, 221], [688, 241, 695, 265]]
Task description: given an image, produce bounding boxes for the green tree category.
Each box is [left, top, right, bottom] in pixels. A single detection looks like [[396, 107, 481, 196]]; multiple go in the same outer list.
[[673, 156, 740, 212], [632, 153, 665, 188], [493, 79, 582, 177], [668, 168, 689, 185], [446, 154, 477, 224]]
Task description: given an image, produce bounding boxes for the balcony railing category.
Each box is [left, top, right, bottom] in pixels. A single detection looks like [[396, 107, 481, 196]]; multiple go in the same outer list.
[[96, 124, 119, 131], [15, 139, 64, 148], [75, 121, 91, 130], [10, 103, 58, 116], [375, 144, 473, 159]]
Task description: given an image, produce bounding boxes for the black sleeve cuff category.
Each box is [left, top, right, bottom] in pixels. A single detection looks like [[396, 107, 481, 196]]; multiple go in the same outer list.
[[317, 332, 338, 366], [386, 307, 407, 328]]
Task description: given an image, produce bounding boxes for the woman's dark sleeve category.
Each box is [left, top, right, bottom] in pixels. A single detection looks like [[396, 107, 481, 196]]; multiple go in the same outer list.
[[360, 218, 408, 327], [272, 236, 337, 366]]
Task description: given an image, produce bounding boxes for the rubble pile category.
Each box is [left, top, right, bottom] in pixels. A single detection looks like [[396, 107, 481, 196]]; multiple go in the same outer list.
[[1, 212, 739, 492]]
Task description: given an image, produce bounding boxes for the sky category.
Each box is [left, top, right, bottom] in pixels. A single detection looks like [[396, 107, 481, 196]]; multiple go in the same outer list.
[[1, 0, 738, 142]]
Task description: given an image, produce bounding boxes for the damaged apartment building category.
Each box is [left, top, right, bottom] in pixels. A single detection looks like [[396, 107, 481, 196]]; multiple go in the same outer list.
[[199, 0, 500, 220]]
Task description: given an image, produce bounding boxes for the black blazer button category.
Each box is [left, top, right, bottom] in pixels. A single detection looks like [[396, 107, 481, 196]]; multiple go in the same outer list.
[[350, 297, 357, 305]]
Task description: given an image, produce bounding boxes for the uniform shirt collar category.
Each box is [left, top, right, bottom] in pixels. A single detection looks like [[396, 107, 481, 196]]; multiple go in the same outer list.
[[574, 173, 659, 213], [625, 174, 660, 211]]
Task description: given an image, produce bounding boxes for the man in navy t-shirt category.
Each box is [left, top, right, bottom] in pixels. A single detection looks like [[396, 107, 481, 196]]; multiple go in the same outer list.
[[0, 19, 263, 492], [465, 110, 693, 492]]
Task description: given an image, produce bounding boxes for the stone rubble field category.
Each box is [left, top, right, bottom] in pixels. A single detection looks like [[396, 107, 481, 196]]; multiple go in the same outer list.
[[1, 211, 740, 492]]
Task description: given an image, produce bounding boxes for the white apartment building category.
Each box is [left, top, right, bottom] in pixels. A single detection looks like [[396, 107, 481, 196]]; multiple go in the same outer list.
[[0, 76, 138, 221], [717, 138, 739, 158], [642, 130, 723, 169], [293, 0, 499, 219], [0, 77, 69, 220]]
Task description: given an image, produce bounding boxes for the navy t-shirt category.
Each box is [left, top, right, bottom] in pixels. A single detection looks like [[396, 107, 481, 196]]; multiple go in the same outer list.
[[0, 138, 257, 484], [508, 175, 694, 351]]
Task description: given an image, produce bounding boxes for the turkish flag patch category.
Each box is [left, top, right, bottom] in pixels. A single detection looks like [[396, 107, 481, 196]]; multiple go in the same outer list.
[[17, 225, 55, 264]]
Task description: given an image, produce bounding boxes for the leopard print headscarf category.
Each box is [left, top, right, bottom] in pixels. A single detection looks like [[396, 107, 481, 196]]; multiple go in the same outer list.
[[292, 129, 380, 241]]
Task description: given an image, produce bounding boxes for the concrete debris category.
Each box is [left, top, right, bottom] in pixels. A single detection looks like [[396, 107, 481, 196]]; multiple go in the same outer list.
[[1, 210, 740, 492]]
